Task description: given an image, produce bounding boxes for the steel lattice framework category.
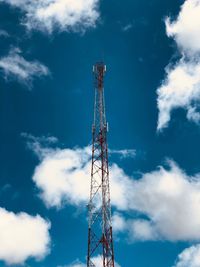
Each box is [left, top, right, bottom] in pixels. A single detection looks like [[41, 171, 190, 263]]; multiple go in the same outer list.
[[87, 62, 115, 267]]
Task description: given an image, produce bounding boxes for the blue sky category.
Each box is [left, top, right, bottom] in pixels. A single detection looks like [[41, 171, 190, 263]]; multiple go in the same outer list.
[[1, 0, 200, 266]]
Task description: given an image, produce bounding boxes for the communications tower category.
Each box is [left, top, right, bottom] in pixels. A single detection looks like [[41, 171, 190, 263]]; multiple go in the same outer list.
[[87, 62, 115, 267]]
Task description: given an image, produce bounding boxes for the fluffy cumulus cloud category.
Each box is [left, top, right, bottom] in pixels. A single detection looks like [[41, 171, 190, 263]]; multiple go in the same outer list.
[[24, 133, 133, 209], [157, 0, 200, 130], [25, 135, 200, 242], [0, 0, 100, 33], [0, 207, 50, 265], [127, 160, 200, 241], [0, 47, 49, 87], [173, 245, 200, 267], [32, 146, 91, 208], [166, 0, 200, 55], [31, 144, 133, 209], [157, 59, 200, 130]]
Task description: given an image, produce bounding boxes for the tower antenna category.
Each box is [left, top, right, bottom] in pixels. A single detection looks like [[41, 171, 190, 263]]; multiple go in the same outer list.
[[87, 62, 115, 267]]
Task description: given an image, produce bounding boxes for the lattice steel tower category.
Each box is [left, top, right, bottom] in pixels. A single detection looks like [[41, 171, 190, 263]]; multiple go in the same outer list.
[[87, 62, 115, 267]]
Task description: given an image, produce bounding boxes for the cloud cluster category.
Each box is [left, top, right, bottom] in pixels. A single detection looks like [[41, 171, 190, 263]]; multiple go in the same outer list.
[[26, 134, 133, 209], [0, 0, 100, 33], [173, 244, 200, 267], [0, 47, 49, 88], [25, 136, 200, 242], [0, 207, 50, 265], [157, 0, 200, 130]]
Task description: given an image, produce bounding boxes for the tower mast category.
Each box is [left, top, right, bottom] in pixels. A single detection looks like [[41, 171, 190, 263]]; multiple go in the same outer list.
[[87, 62, 115, 267]]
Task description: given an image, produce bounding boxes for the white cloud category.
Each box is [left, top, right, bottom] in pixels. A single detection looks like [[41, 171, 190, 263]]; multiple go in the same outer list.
[[26, 135, 133, 209], [0, 0, 100, 34], [128, 160, 200, 241], [173, 244, 200, 267], [157, 59, 200, 130], [166, 0, 200, 55], [32, 146, 91, 208], [0, 207, 50, 265], [27, 136, 200, 242], [32, 146, 134, 210], [0, 47, 49, 87], [157, 0, 200, 130]]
